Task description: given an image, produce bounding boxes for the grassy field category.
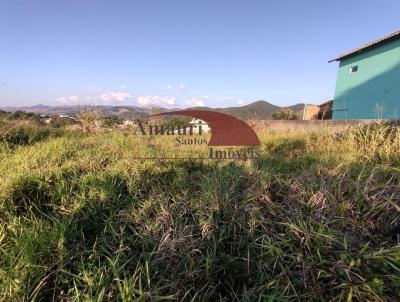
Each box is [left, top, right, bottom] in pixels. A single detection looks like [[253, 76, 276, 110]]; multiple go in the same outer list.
[[0, 122, 399, 301]]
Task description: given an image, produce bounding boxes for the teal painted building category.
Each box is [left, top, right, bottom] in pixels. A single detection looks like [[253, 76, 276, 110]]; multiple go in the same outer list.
[[330, 31, 400, 120]]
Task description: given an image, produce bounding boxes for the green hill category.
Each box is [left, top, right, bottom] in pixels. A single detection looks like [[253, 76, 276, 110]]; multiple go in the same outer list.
[[217, 100, 281, 119]]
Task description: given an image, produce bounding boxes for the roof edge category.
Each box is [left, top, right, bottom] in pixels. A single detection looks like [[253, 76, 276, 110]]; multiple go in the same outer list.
[[329, 30, 400, 63]]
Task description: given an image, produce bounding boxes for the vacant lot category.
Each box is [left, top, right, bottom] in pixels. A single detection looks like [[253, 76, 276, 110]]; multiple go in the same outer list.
[[0, 123, 399, 301]]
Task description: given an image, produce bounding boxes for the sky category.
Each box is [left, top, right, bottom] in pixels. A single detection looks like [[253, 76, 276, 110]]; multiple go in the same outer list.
[[0, 0, 399, 108]]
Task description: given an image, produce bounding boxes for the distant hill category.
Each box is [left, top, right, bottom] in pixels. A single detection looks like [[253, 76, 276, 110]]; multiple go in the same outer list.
[[0, 105, 149, 119], [188, 101, 304, 120], [0, 101, 305, 120], [216, 100, 281, 120]]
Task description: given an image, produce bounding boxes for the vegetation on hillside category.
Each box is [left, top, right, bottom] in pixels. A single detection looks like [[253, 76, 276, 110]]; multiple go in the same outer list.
[[0, 119, 399, 301], [272, 108, 299, 120]]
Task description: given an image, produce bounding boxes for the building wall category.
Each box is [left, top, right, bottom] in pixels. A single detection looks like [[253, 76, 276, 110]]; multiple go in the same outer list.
[[303, 101, 333, 120], [254, 119, 378, 133], [303, 105, 320, 120], [332, 38, 400, 120]]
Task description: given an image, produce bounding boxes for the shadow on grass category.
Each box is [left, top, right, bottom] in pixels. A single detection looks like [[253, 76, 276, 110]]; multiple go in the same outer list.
[[7, 161, 260, 300]]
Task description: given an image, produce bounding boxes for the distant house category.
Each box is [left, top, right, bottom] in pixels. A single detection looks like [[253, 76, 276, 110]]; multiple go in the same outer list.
[[122, 120, 134, 126], [118, 120, 135, 129], [39, 114, 53, 124], [329, 30, 400, 120], [58, 114, 77, 121], [189, 118, 210, 134]]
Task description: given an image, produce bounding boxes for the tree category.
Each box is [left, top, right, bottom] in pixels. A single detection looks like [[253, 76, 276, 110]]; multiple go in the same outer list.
[[50, 116, 80, 128], [103, 116, 123, 128], [162, 117, 191, 128], [272, 108, 298, 120]]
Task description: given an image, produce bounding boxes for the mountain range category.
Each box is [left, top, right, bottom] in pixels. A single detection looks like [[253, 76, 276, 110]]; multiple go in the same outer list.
[[0, 101, 304, 120]]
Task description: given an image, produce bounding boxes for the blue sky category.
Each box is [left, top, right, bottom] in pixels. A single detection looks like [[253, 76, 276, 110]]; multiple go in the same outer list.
[[0, 0, 399, 108]]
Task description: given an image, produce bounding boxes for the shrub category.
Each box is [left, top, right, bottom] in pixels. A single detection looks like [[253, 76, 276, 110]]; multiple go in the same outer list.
[[103, 116, 123, 128], [50, 116, 80, 128], [0, 125, 66, 148], [7, 110, 40, 121], [77, 110, 102, 133]]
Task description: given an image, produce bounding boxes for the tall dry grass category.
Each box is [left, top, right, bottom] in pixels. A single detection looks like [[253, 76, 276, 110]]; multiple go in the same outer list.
[[0, 123, 399, 301]]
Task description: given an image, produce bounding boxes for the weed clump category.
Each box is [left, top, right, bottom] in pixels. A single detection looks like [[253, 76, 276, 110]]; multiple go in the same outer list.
[[0, 125, 66, 148], [9, 175, 57, 218]]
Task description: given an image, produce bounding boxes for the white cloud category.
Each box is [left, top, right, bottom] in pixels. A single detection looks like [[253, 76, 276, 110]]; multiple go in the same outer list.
[[57, 90, 131, 105], [183, 98, 205, 107], [161, 84, 173, 90], [137, 96, 176, 108], [57, 95, 80, 104], [58, 95, 80, 103], [216, 96, 232, 103], [237, 100, 244, 105], [99, 91, 131, 102], [161, 83, 185, 90], [120, 84, 127, 89], [203, 94, 211, 99]]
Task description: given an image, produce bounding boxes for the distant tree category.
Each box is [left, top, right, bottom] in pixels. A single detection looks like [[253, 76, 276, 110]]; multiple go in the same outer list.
[[162, 117, 191, 128], [103, 116, 123, 128], [0, 110, 6, 120], [272, 108, 298, 120], [50, 116, 80, 128], [8, 110, 40, 121]]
